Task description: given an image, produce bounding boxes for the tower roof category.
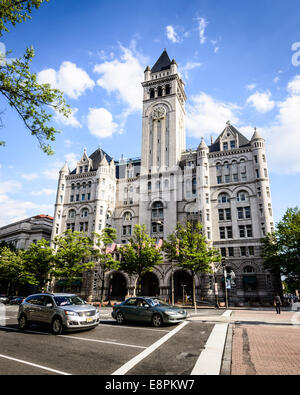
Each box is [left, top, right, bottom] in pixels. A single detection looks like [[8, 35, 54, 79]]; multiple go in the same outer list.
[[151, 50, 172, 73], [197, 137, 208, 150], [251, 127, 263, 140]]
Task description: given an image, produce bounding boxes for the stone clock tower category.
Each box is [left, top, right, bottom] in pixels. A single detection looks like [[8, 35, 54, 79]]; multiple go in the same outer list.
[[140, 50, 187, 175], [139, 50, 187, 235]]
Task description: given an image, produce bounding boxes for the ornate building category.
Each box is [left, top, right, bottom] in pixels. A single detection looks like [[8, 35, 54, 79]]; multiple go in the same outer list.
[[51, 50, 280, 305]]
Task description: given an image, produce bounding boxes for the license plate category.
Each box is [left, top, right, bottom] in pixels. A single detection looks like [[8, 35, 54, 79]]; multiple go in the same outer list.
[[86, 317, 93, 323]]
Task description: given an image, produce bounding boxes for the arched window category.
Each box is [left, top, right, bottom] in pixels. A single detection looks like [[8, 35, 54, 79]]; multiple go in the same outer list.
[[68, 209, 76, 219], [165, 84, 171, 95], [152, 201, 163, 219], [150, 89, 155, 99], [157, 86, 162, 97], [237, 190, 249, 202], [81, 208, 89, 218], [218, 193, 230, 204], [123, 211, 132, 221]]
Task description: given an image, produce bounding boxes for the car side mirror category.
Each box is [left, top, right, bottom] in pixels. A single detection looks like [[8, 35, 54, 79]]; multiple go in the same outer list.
[[46, 303, 53, 308]]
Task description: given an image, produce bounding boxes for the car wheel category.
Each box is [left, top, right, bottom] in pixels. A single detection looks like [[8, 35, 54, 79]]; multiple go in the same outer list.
[[116, 312, 125, 325], [51, 317, 63, 335], [18, 314, 28, 330], [152, 314, 163, 327]]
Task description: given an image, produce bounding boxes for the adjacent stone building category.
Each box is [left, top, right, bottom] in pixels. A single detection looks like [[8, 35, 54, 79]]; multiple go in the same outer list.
[[51, 50, 280, 305], [0, 215, 53, 250]]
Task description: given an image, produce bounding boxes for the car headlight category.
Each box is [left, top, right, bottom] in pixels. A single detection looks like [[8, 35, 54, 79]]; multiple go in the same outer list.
[[164, 310, 178, 316], [64, 310, 78, 316]]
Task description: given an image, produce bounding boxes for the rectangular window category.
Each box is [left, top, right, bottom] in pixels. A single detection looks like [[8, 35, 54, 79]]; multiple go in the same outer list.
[[233, 174, 238, 182], [248, 246, 254, 256], [218, 209, 224, 221], [246, 225, 253, 237], [240, 246, 247, 256], [221, 247, 227, 257], [225, 208, 231, 220], [87, 193, 91, 200], [256, 169, 260, 178], [230, 141, 236, 149], [76, 194, 79, 202], [239, 225, 245, 238], [227, 227, 232, 238], [82, 194, 85, 201], [228, 247, 234, 257], [224, 175, 230, 183], [70, 195, 74, 202], [245, 206, 251, 219], [237, 207, 244, 219], [219, 227, 225, 239], [254, 155, 258, 163], [217, 176, 222, 184], [223, 142, 228, 151]]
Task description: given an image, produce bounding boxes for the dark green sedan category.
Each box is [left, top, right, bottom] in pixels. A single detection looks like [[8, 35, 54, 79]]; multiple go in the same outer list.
[[111, 297, 187, 327]]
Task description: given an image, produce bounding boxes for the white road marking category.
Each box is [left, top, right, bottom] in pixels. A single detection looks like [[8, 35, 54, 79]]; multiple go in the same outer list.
[[221, 310, 232, 317], [190, 323, 228, 375], [0, 354, 71, 375], [111, 320, 189, 375], [59, 334, 146, 349], [100, 322, 169, 332]]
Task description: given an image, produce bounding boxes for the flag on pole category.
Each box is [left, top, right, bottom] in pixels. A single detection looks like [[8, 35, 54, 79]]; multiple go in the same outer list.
[[105, 243, 116, 254], [155, 239, 163, 250]]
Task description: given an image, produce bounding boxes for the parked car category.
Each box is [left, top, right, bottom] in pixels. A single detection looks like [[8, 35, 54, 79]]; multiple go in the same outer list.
[[0, 295, 9, 304], [112, 297, 187, 327], [18, 293, 100, 334], [10, 296, 25, 305]]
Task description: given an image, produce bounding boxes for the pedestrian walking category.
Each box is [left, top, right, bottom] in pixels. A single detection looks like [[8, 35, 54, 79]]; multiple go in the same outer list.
[[274, 293, 282, 314]]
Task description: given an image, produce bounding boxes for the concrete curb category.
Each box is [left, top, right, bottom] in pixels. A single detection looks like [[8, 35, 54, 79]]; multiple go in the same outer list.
[[220, 324, 233, 375]]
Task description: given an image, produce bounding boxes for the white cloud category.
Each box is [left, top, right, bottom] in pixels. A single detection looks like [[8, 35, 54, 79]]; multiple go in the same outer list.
[[64, 152, 80, 170], [21, 173, 39, 181], [93, 45, 144, 114], [246, 90, 275, 113], [196, 17, 209, 44], [186, 92, 240, 138], [31, 188, 56, 196], [42, 161, 64, 180], [0, 180, 22, 194], [262, 81, 300, 174], [37, 61, 95, 99], [166, 25, 180, 43], [180, 62, 202, 80], [54, 107, 82, 128], [273, 76, 280, 84], [214, 46, 219, 53], [87, 107, 118, 138], [287, 75, 300, 95], [246, 84, 256, 91], [0, 194, 53, 227]]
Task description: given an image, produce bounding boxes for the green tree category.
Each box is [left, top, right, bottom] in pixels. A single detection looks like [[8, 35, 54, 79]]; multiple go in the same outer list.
[[52, 230, 96, 292], [262, 207, 300, 293], [93, 228, 119, 303], [118, 224, 163, 296], [0, 247, 35, 295], [163, 221, 221, 309], [0, 0, 71, 154], [22, 239, 54, 291]]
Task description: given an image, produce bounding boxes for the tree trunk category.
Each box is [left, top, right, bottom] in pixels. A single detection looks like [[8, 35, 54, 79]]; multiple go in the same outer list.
[[192, 272, 197, 313]]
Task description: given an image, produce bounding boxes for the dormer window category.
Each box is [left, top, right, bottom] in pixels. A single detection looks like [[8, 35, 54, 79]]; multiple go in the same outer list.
[[230, 141, 236, 149], [223, 142, 228, 151]]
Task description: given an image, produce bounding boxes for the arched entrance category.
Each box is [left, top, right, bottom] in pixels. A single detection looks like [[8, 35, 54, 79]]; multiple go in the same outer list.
[[109, 272, 127, 301], [140, 272, 159, 297], [174, 270, 193, 302]]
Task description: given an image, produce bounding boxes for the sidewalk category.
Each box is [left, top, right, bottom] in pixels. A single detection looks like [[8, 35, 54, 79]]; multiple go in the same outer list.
[[229, 309, 300, 375]]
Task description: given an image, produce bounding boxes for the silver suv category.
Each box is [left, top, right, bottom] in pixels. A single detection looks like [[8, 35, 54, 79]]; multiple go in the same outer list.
[[18, 293, 100, 334]]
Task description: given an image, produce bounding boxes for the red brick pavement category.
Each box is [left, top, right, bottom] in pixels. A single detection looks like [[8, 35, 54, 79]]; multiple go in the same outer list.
[[231, 310, 300, 375]]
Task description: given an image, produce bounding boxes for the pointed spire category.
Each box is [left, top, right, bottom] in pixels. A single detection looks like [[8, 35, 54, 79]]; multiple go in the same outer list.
[[60, 161, 69, 173], [151, 49, 171, 73], [251, 127, 263, 140], [197, 137, 208, 150]]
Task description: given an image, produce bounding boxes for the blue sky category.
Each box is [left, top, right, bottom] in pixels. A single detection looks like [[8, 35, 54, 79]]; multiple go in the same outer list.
[[0, 0, 300, 226]]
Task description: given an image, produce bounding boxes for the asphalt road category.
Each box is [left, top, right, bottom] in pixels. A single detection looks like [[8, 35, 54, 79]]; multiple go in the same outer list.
[[0, 305, 224, 376]]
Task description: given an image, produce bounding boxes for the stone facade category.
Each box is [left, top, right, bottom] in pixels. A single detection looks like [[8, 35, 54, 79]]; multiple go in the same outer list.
[[51, 50, 280, 305], [0, 215, 53, 250]]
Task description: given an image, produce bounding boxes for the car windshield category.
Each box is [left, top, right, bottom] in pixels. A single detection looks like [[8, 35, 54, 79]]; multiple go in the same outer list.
[[145, 298, 170, 307], [54, 295, 85, 306]]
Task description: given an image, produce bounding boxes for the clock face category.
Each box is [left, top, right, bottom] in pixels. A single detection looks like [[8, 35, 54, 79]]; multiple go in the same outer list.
[[152, 106, 166, 120]]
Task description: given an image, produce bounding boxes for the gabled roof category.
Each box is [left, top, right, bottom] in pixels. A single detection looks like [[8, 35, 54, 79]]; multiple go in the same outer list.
[[151, 50, 172, 73], [70, 148, 113, 174], [209, 123, 250, 152]]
